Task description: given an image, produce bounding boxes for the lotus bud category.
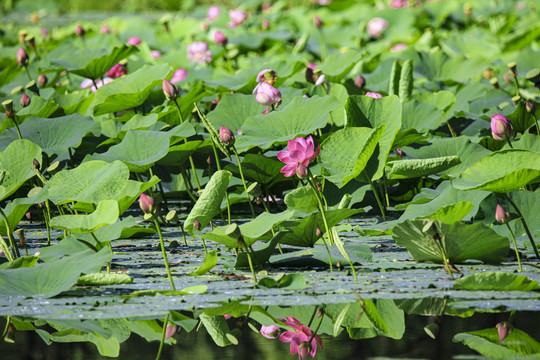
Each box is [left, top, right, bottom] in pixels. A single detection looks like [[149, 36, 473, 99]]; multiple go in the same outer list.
[[490, 114, 513, 141], [262, 18, 270, 30], [355, 74, 365, 88], [496, 322, 512, 342], [33, 158, 40, 169], [219, 126, 235, 145], [2, 100, 15, 118], [507, 61, 517, 77], [200, 21, 209, 32], [495, 204, 510, 224], [314, 74, 326, 86], [139, 193, 155, 214], [38, 74, 48, 87], [75, 24, 85, 37], [207, 6, 221, 22], [316, 227, 323, 237], [40, 27, 49, 38], [20, 92, 30, 107], [101, 24, 111, 34], [165, 325, 178, 339], [336, 261, 342, 268], [207, 156, 212, 164], [214, 31, 227, 46], [313, 16, 323, 28], [366, 92, 383, 99], [17, 47, 29, 67], [193, 219, 201, 230], [255, 82, 281, 107], [525, 101, 535, 113], [366, 17, 388, 38], [162, 79, 179, 101], [4, 324, 15, 343], [296, 163, 308, 179], [126, 36, 141, 46], [26, 211, 32, 221], [262, 3, 272, 12]]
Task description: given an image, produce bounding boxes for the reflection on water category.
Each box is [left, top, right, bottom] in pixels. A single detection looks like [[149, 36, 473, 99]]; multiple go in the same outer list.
[[2, 309, 540, 359]]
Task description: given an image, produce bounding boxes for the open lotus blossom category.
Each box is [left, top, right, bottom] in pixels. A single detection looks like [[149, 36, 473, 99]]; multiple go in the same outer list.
[[367, 17, 388, 38], [279, 317, 323, 360], [366, 92, 383, 99], [187, 41, 212, 64], [126, 36, 141, 46], [207, 6, 221, 22], [260, 325, 280, 339], [491, 114, 513, 141], [228, 9, 248, 27], [106, 63, 127, 78], [277, 136, 320, 178], [80, 77, 113, 93], [171, 68, 188, 83]]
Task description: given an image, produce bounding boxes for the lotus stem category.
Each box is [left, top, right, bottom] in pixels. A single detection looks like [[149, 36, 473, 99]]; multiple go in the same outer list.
[[504, 193, 539, 260], [447, 121, 456, 137], [155, 313, 169, 360], [173, 98, 201, 191], [232, 146, 255, 219], [24, 67, 32, 82], [241, 239, 257, 282], [0, 207, 19, 259], [0, 236, 13, 263], [1, 316, 11, 339], [364, 170, 386, 221], [505, 223, 523, 272], [318, 28, 327, 62], [179, 222, 188, 246], [153, 218, 176, 290], [12, 115, 22, 140], [307, 171, 333, 271]]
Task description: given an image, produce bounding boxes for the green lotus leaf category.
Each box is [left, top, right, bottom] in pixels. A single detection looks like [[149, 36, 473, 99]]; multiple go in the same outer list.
[[386, 156, 461, 179], [50, 199, 119, 234], [207, 94, 267, 134], [451, 149, 540, 193], [320, 126, 386, 188], [453, 272, 540, 292], [92, 64, 171, 115], [393, 219, 508, 264], [454, 328, 540, 359], [0, 139, 42, 201], [49, 45, 139, 80]]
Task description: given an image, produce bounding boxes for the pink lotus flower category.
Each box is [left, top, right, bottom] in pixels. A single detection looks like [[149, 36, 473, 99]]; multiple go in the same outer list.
[[254, 82, 281, 113], [228, 9, 248, 27], [151, 50, 162, 59], [165, 325, 178, 339], [139, 193, 155, 214], [495, 204, 510, 224], [496, 322, 512, 342], [389, 0, 409, 8], [187, 42, 212, 64], [214, 30, 227, 46], [126, 36, 141, 46], [80, 77, 113, 93], [106, 63, 127, 79], [100, 24, 110, 34], [207, 6, 220, 22], [367, 17, 388, 38], [277, 136, 320, 178], [260, 325, 280, 339], [279, 317, 323, 360], [491, 114, 513, 141], [17, 47, 29, 67], [40, 27, 49, 38], [171, 68, 188, 83], [390, 43, 407, 52], [366, 92, 383, 99]]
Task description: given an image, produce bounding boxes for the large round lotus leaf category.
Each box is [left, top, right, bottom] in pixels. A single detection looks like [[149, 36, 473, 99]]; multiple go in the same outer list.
[[0, 139, 42, 201], [319, 126, 386, 188], [344, 95, 402, 181], [89, 130, 170, 172], [234, 96, 340, 152], [451, 149, 540, 193], [92, 63, 171, 115], [50, 200, 119, 234], [43, 160, 130, 205], [0, 114, 100, 156], [454, 328, 540, 359], [207, 94, 267, 134], [393, 219, 508, 264], [48, 45, 139, 80]]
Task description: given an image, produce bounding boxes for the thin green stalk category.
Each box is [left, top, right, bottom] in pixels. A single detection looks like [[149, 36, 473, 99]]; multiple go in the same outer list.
[[211, 141, 231, 225], [153, 218, 176, 290], [505, 223, 523, 272], [532, 113, 539, 134], [364, 171, 386, 221], [512, 77, 520, 97], [225, 191, 231, 225], [307, 306, 318, 327], [0, 235, 14, 263], [179, 165, 198, 204], [318, 28, 327, 62], [382, 174, 390, 207], [11, 116, 22, 140], [232, 147, 255, 219], [307, 173, 333, 271], [179, 223, 188, 246], [433, 234, 454, 280], [0, 207, 19, 259], [2, 316, 11, 339], [308, 309, 324, 343], [504, 193, 539, 260], [155, 313, 170, 360], [447, 121, 456, 137], [242, 242, 258, 282], [23, 67, 32, 82], [43, 201, 51, 245]]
